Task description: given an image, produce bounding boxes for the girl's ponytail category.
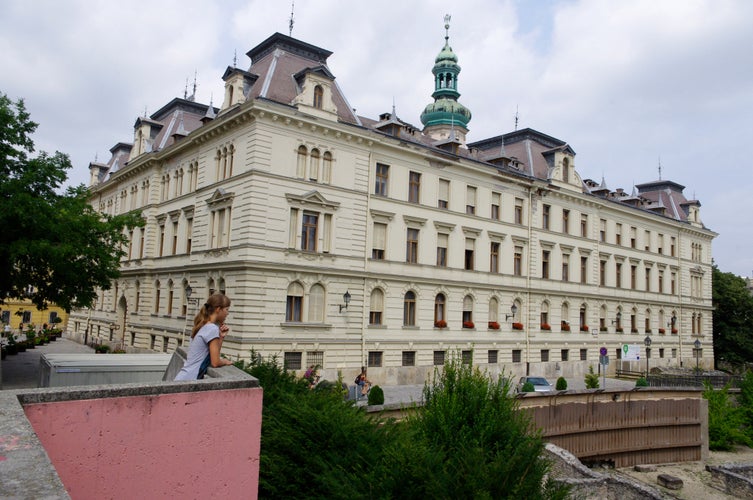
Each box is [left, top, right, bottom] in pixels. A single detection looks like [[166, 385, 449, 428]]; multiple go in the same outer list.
[[191, 293, 231, 337]]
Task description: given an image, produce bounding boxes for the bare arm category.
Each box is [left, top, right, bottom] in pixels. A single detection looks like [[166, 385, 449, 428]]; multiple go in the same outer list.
[[208, 324, 233, 368]]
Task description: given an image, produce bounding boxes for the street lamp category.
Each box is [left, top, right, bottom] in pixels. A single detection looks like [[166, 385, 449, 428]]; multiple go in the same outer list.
[[505, 303, 518, 321], [183, 285, 198, 346], [644, 335, 652, 377], [339, 290, 351, 313], [694, 339, 701, 372], [612, 311, 622, 329], [668, 313, 677, 331]]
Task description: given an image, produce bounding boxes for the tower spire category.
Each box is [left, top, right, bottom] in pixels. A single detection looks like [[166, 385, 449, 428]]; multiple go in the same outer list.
[[289, 1, 295, 37]]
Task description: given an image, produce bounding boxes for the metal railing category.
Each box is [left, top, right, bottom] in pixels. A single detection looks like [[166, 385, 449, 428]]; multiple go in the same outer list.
[[647, 374, 743, 389]]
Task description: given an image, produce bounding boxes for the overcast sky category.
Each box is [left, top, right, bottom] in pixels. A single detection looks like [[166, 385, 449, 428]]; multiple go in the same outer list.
[[1, 0, 751, 277]]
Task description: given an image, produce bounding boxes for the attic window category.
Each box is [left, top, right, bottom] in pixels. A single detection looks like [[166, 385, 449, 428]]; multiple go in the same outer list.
[[314, 85, 323, 109]]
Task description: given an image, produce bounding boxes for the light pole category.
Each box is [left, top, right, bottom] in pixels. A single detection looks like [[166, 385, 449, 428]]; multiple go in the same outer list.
[[644, 335, 652, 378], [694, 339, 701, 373], [183, 285, 198, 346]]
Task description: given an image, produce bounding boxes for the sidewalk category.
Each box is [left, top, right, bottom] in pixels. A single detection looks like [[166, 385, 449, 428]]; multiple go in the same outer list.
[[1, 337, 94, 390]]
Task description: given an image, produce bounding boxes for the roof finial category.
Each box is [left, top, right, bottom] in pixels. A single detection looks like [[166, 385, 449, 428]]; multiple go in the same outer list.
[[444, 14, 451, 42], [233, 50, 237, 68], [94, 152, 98, 162], [190, 70, 198, 102], [184, 78, 189, 99], [143, 105, 148, 118], [392, 96, 396, 117], [289, 1, 295, 37], [658, 156, 662, 180], [514, 105, 519, 131]]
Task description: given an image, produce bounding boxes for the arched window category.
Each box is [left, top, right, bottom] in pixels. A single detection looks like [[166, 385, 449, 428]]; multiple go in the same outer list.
[[309, 148, 320, 181], [561, 302, 569, 330], [659, 310, 665, 332], [540, 301, 550, 329], [403, 291, 416, 326], [599, 305, 607, 330], [228, 144, 235, 177], [369, 289, 384, 325], [308, 284, 325, 323], [296, 145, 307, 178], [645, 308, 652, 332], [313, 85, 323, 109], [322, 151, 332, 184], [207, 278, 216, 297], [286, 282, 304, 322], [218, 278, 226, 295], [434, 294, 446, 325], [462, 295, 473, 327], [616, 306, 623, 331], [215, 150, 222, 181], [692, 312, 697, 334], [221, 146, 228, 179], [579, 304, 587, 330], [489, 297, 499, 323]]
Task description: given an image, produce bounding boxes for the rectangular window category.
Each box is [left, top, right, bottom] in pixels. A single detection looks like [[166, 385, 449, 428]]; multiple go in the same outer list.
[[615, 262, 622, 288], [580, 348, 588, 361], [186, 218, 193, 254], [375, 163, 389, 196], [433, 350, 446, 366], [159, 224, 165, 256], [644, 230, 651, 251], [562, 209, 570, 234], [541, 349, 550, 362], [436, 233, 448, 267], [172, 221, 178, 255], [307, 351, 324, 369], [514, 246, 523, 276], [580, 256, 588, 283], [658, 233, 664, 255], [599, 219, 606, 242], [542, 204, 550, 230], [600, 260, 606, 286], [408, 171, 421, 203], [542, 250, 550, 279], [210, 207, 231, 248], [464, 238, 475, 270], [462, 350, 473, 365], [491, 192, 501, 219], [406, 228, 419, 263], [658, 270, 664, 293], [488, 350, 498, 364], [581, 214, 588, 238], [490, 242, 500, 273], [615, 223, 622, 245], [631, 227, 637, 248], [670, 237, 676, 257], [22, 311, 32, 323], [139, 228, 145, 259], [284, 352, 302, 370], [438, 179, 449, 209], [368, 351, 383, 367], [372, 222, 386, 260], [286, 295, 302, 322], [561, 349, 569, 361], [512, 349, 522, 363], [562, 254, 570, 282], [514, 198, 523, 224], [631, 265, 637, 289], [302, 212, 318, 251], [645, 267, 651, 291], [671, 273, 676, 295], [402, 351, 416, 367], [672, 348, 677, 358], [466, 186, 476, 215]]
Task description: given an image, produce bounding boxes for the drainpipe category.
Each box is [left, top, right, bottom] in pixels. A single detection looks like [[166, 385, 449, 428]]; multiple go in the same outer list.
[[361, 150, 373, 369], [526, 185, 534, 375]]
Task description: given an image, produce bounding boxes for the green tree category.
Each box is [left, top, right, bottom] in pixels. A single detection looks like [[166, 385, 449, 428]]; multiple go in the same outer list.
[[584, 365, 600, 389], [712, 264, 753, 366], [0, 93, 142, 312]]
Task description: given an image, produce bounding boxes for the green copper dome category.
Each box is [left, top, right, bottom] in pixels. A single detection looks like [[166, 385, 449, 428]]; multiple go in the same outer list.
[[420, 17, 472, 131]]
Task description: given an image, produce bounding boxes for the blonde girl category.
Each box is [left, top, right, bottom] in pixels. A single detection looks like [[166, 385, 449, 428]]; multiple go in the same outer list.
[[174, 293, 233, 380]]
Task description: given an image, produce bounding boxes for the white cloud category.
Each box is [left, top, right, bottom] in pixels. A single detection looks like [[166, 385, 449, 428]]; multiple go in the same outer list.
[[1, 0, 751, 275]]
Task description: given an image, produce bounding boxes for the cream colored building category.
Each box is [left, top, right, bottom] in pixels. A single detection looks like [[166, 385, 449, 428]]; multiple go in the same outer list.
[[66, 29, 716, 384]]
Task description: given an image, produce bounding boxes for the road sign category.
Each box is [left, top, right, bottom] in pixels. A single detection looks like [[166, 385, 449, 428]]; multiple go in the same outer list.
[[600, 346, 607, 356], [599, 355, 609, 365], [622, 344, 641, 361]]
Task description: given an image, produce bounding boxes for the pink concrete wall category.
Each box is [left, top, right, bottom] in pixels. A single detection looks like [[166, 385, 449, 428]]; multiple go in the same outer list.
[[24, 387, 262, 499]]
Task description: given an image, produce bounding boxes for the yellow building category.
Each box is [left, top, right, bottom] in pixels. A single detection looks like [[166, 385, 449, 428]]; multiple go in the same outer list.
[[0, 299, 69, 333]]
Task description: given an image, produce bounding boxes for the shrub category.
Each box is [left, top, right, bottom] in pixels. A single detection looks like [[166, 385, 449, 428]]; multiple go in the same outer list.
[[371, 354, 569, 498], [703, 381, 751, 450], [368, 385, 385, 405], [635, 377, 648, 387], [95, 345, 110, 354], [521, 381, 535, 392], [556, 376, 567, 390], [584, 365, 600, 389]]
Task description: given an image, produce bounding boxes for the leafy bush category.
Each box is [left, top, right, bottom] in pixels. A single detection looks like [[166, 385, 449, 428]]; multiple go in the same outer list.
[[368, 385, 385, 405], [703, 381, 750, 450], [521, 381, 535, 392], [635, 377, 648, 387], [371, 354, 568, 498], [584, 365, 600, 389], [95, 344, 110, 353], [556, 376, 567, 390], [738, 371, 753, 442]]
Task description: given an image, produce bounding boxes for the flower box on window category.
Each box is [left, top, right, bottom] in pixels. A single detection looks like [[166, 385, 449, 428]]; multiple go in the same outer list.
[[616, 327, 624, 333], [512, 322, 524, 330], [462, 321, 475, 329], [488, 321, 500, 330], [561, 323, 571, 332], [540, 323, 551, 331], [599, 326, 608, 332], [645, 328, 652, 333], [580, 325, 589, 332], [671, 328, 678, 334], [434, 319, 447, 328], [658, 328, 666, 334], [631, 328, 638, 333]]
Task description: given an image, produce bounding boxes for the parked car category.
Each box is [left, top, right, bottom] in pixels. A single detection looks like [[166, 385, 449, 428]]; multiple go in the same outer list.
[[516, 376, 553, 393]]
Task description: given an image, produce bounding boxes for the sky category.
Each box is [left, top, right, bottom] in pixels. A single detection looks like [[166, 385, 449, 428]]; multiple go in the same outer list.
[[1, 0, 752, 277]]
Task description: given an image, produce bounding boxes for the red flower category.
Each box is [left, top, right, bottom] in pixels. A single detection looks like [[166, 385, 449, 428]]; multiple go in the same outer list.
[[434, 319, 447, 328], [580, 325, 589, 332], [512, 322, 524, 330], [561, 324, 571, 332], [658, 328, 666, 334], [462, 321, 475, 329], [671, 328, 678, 334], [488, 321, 500, 330], [540, 323, 551, 330]]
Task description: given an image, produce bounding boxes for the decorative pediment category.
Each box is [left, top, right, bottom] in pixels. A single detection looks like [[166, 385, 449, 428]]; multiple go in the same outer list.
[[286, 190, 340, 210], [293, 65, 336, 83], [206, 188, 235, 208]]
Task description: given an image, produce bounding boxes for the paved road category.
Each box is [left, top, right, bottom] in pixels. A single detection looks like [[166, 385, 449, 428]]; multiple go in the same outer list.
[[1, 337, 94, 390]]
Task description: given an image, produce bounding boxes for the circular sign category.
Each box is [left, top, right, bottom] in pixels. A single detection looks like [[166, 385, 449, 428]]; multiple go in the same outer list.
[[600, 346, 607, 356]]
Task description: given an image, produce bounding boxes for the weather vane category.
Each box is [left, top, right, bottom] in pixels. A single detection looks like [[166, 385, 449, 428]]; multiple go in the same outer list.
[[289, 1, 295, 37], [444, 14, 451, 41]]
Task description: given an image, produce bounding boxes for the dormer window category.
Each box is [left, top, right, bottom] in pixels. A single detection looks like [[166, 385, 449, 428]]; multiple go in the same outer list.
[[313, 85, 323, 109]]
